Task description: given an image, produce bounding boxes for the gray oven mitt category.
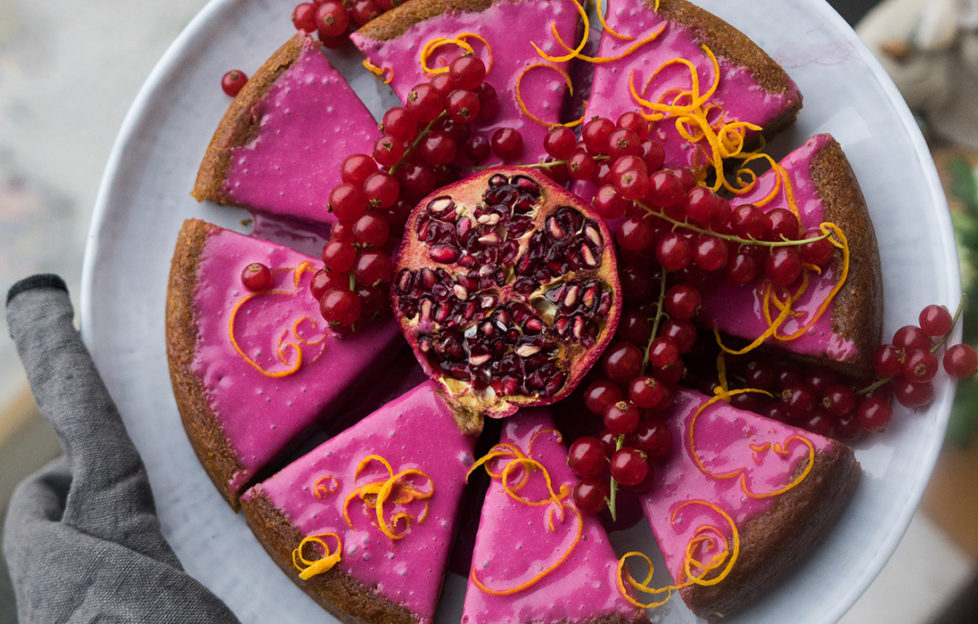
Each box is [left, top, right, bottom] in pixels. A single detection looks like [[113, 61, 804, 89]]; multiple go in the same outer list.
[[3, 275, 240, 623]]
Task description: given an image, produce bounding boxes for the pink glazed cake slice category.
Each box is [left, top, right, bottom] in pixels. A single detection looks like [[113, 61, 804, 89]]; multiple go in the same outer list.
[[166, 219, 403, 507], [192, 34, 378, 227], [351, 0, 580, 166], [636, 389, 859, 621], [462, 410, 649, 624], [577, 0, 801, 199], [240, 381, 475, 624], [697, 134, 882, 377]]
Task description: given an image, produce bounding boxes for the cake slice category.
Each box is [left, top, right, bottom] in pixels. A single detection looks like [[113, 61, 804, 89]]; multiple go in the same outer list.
[[634, 388, 859, 621], [192, 34, 378, 226], [463, 410, 649, 624], [351, 0, 581, 166], [240, 381, 475, 624], [166, 219, 402, 507], [583, 0, 801, 181], [698, 134, 882, 377]]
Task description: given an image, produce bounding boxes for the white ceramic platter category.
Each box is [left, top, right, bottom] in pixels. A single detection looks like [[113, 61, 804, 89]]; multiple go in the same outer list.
[[80, 0, 959, 622]]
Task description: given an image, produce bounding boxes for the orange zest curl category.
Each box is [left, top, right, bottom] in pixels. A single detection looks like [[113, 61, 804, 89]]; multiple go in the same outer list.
[[420, 34, 493, 75], [292, 533, 342, 580], [595, 0, 634, 41], [362, 59, 393, 84], [531, 0, 589, 63], [467, 429, 582, 595], [555, 22, 666, 64], [688, 391, 815, 498], [228, 262, 326, 378], [515, 63, 584, 128], [343, 455, 434, 541], [312, 474, 340, 499], [617, 500, 739, 608]]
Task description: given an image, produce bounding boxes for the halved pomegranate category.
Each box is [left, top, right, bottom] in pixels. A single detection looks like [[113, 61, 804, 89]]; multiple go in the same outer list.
[[392, 167, 622, 433]]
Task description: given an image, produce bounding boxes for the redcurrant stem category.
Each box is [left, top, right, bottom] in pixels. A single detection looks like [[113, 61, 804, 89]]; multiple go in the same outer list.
[[348, 272, 356, 292], [634, 200, 834, 249], [642, 266, 670, 371], [388, 111, 447, 175], [857, 294, 967, 395], [606, 433, 625, 522], [468, 155, 610, 172]]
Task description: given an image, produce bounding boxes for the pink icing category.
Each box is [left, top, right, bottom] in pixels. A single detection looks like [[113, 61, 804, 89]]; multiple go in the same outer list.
[[640, 389, 837, 585], [244, 381, 475, 622], [697, 134, 859, 363], [575, 0, 801, 200], [462, 410, 644, 624], [190, 226, 401, 493], [350, 0, 579, 166], [224, 36, 378, 225]]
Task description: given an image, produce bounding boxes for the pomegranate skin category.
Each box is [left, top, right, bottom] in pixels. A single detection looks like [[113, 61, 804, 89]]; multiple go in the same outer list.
[[392, 167, 622, 433]]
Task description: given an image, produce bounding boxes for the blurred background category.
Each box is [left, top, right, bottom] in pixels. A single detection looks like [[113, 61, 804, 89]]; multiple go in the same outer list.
[[1, 0, 977, 622]]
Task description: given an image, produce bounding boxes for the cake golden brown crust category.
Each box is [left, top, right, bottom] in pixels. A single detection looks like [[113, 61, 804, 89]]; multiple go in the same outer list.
[[166, 218, 244, 508], [240, 490, 419, 624], [651, 0, 802, 134], [191, 36, 307, 204], [680, 441, 860, 621], [812, 138, 883, 378], [354, 0, 496, 41]]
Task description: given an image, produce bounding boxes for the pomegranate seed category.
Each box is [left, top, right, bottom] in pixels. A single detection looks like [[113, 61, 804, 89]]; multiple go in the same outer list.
[[221, 70, 248, 97], [584, 379, 623, 415], [610, 447, 649, 487], [241, 262, 273, 291], [320, 288, 361, 327], [567, 437, 608, 479], [490, 127, 524, 161], [944, 343, 978, 378], [573, 478, 609, 515], [919, 304, 953, 336]]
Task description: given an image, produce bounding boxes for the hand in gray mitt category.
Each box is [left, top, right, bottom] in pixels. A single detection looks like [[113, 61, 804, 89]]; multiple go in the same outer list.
[[3, 275, 240, 624]]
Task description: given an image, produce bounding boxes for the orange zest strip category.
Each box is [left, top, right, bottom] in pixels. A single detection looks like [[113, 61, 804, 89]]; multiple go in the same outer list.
[[687, 391, 815, 498], [420, 34, 494, 75], [532, 0, 589, 63], [713, 293, 793, 356], [313, 474, 340, 499], [228, 265, 328, 378], [617, 500, 739, 607], [555, 22, 665, 63], [362, 59, 393, 84], [595, 0, 634, 40], [515, 63, 584, 128], [292, 533, 342, 580], [342, 454, 434, 541], [468, 429, 581, 595]]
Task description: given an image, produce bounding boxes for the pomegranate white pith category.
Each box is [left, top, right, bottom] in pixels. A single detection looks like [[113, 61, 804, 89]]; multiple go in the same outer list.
[[392, 168, 622, 433]]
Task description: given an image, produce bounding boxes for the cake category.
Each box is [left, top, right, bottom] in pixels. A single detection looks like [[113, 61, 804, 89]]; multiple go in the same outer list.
[[698, 134, 883, 377], [351, 0, 582, 165], [463, 410, 649, 624], [240, 381, 475, 624], [582, 0, 802, 180], [166, 218, 403, 507], [192, 34, 379, 227], [631, 388, 859, 621]]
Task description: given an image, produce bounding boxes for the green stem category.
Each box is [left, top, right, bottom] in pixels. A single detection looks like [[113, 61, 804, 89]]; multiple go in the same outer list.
[[388, 111, 447, 175], [606, 433, 625, 522], [642, 265, 670, 371], [634, 200, 834, 249]]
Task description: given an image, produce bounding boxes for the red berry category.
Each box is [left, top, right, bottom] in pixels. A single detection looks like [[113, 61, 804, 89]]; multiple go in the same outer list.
[[903, 348, 939, 382], [607, 128, 643, 159], [660, 318, 696, 353], [893, 325, 931, 351], [474, 83, 500, 121], [800, 228, 835, 267], [292, 2, 318, 32], [382, 107, 418, 139], [628, 421, 672, 459], [350, 0, 380, 26], [873, 344, 906, 378], [321, 239, 358, 273], [764, 208, 800, 241], [919, 304, 953, 337], [764, 247, 802, 286], [448, 56, 487, 90], [221, 70, 248, 97], [616, 216, 655, 251], [604, 400, 640, 435], [664, 284, 701, 320], [241, 262, 273, 291], [352, 213, 390, 247], [320, 288, 361, 327], [648, 337, 679, 369], [544, 127, 577, 159], [640, 139, 665, 172], [315, 1, 349, 38], [567, 437, 608, 479], [856, 396, 892, 431], [610, 447, 649, 487], [603, 342, 643, 384], [582, 117, 615, 154], [685, 186, 720, 227], [822, 384, 857, 417], [614, 167, 650, 200], [573, 478, 609, 515], [730, 204, 768, 240], [372, 134, 408, 168], [656, 232, 692, 271], [464, 134, 491, 164], [405, 83, 444, 122], [353, 250, 393, 286], [568, 150, 597, 181], [362, 171, 400, 209], [645, 170, 685, 207], [340, 154, 378, 186], [445, 89, 481, 123], [309, 268, 347, 299], [490, 127, 524, 161], [419, 131, 458, 165], [584, 379, 623, 415], [616, 111, 649, 136], [592, 185, 629, 220], [944, 343, 978, 378], [693, 235, 729, 272], [893, 379, 934, 408], [628, 376, 664, 409], [329, 183, 368, 222], [725, 251, 760, 285]]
